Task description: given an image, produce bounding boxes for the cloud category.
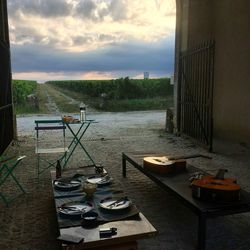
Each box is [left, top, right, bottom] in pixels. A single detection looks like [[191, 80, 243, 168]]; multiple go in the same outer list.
[[8, 0, 176, 80], [72, 35, 94, 46], [73, 0, 129, 22], [12, 70, 115, 82], [11, 36, 174, 74], [8, 0, 72, 18], [75, 0, 97, 20], [108, 0, 128, 21], [8, 0, 176, 50]]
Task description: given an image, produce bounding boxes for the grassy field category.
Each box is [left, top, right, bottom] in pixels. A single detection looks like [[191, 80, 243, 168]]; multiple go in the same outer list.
[[51, 84, 173, 112], [48, 77, 174, 112], [13, 78, 174, 114], [97, 96, 173, 112]]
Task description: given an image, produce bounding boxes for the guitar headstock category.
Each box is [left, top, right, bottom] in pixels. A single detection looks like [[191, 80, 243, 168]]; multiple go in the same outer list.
[[215, 169, 228, 180]]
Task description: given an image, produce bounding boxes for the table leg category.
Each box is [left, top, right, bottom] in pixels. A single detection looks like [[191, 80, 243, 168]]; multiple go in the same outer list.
[[63, 122, 95, 167], [198, 213, 206, 250], [122, 153, 127, 178]]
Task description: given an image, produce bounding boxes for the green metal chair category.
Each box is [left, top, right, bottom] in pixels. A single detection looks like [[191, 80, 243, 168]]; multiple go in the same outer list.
[[0, 155, 26, 206]]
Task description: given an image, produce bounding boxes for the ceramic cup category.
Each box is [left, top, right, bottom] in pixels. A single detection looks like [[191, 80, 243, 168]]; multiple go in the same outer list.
[[81, 211, 98, 228]]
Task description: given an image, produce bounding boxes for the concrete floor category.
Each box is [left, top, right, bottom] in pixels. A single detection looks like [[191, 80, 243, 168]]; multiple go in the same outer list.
[[1, 111, 250, 250]]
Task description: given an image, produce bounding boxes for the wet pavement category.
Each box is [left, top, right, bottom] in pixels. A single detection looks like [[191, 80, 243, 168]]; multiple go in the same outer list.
[[17, 110, 166, 138]]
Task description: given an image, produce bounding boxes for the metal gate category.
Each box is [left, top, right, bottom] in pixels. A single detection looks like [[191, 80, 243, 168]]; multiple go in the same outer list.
[[0, 0, 14, 155], [177, 41, 215, 151]]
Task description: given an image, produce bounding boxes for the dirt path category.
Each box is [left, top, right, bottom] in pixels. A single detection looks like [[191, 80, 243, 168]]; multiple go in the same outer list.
[[44, 88, 61, 114], [40, 84, 97, 114]]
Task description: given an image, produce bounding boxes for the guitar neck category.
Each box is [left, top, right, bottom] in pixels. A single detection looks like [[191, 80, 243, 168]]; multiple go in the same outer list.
[[168, 154, 212, 160]]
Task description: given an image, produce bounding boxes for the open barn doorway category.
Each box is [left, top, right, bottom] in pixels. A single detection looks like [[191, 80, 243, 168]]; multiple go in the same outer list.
[[6, 0, 177, 140]]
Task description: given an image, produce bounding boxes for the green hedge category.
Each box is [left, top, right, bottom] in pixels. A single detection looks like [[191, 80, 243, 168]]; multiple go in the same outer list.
[[12, 80, 37, 104], [47, 77, 173, 100]]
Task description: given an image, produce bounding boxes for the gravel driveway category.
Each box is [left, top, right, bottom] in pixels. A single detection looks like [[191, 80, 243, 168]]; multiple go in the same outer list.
[[17, 110, 166, 138]]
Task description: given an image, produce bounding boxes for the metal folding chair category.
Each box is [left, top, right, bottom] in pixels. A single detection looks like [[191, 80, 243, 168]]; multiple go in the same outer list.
[[35, 120, 68, 179], [0, 155, 26, 206]]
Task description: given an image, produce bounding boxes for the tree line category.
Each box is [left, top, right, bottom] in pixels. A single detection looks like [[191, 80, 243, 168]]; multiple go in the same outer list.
[[46, 77, 173, 100]]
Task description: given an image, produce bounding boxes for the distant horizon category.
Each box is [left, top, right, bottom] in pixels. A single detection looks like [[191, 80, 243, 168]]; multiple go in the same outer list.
[[13, 75, 171, 84], [8, 0, 176, 82]]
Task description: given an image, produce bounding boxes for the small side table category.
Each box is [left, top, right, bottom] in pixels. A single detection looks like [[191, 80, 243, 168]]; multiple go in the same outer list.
[[62, 119, 97, 168]]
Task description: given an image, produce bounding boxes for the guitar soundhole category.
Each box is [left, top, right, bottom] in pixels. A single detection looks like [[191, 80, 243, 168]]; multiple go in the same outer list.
[[154, 158, 163, 163]]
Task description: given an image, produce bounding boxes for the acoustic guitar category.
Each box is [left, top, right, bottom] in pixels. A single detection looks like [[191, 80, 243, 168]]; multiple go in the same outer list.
[[191, 169, 241, 202], [143, 154, 211, 175]]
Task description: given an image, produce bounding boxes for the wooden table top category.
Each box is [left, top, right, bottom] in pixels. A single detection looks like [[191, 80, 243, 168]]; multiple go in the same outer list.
[[51, 167, 157, 249], [59, 212, 156, 249]]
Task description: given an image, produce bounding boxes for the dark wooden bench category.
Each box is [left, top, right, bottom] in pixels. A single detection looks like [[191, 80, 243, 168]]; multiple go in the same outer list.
[[122, 152, 250, 250]]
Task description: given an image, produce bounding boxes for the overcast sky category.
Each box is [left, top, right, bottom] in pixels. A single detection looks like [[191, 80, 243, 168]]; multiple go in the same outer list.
[[8, 0, 176, 82]]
